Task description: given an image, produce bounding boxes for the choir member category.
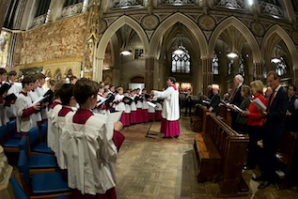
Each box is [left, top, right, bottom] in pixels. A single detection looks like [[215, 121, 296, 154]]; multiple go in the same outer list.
[[56, 84, 76, 169], [141, 88, 149, 123], [152, 77, 180, 138], [60, 78, 123, 198], [147, 92, 156, 121], [35, 73, 48, 124], [122, 92, 132, 126], [15, 76, 41, 136], [7, 71, 18, 121], [28, 75, 42, 127], [129, 89, 138, 124], [135, 88, 143, 123], [0, 83, 11, 126], [47, 79, 65, 153]]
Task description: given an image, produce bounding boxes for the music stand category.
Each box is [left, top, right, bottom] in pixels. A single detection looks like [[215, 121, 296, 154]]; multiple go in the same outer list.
[[145, 101, 159, 139]]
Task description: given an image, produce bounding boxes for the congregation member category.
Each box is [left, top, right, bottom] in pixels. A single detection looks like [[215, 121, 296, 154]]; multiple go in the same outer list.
[[184, 88, 192, 117], [241, 81, 267, 171], [60, 78, 124, 198], [255, 71, 288, 189], [234, 85, 251, 133], [229, 74, 244, 129], [152, 77, 180, 139], [285, 84, 298, 132], [208, 85, 221, 115], [15, 76, 41, 136], [264, 86, 273, 100]]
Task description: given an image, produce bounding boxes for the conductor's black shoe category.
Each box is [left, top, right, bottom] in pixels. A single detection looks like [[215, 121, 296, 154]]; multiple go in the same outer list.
[[258, 181, 271, 189], [162, 136, 172, 139], [174, 135, 179, 138], [252, 176, 264, 181]]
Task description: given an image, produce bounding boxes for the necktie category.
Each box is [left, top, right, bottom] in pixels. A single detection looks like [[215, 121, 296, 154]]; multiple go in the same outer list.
[[230, 88, 237, 102], [268, 90, 277, 112]]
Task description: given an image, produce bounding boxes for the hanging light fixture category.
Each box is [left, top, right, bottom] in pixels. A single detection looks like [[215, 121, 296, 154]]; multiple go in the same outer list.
[[120, 25, 132, 56], [227, 52, 238, 59], [173, 23, 185, 55], [271, 57, 281, 63]]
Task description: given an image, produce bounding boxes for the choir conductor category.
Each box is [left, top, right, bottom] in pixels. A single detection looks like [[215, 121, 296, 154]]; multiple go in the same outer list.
[[152, 77, 180, 138]]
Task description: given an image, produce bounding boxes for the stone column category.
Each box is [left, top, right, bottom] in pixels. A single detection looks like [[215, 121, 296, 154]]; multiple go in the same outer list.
[[93, 57, 103, 82], [254, 62, 263, 80], [145, 57, 154, 91], [293, 68, 298, 86], [112, 65, 121, 87], [0, 0, 11, 32], [47, 0, 64, 23], [202, 57, 213, 95]]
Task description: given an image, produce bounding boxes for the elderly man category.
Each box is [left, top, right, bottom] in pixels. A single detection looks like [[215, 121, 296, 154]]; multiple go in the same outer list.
[[229, 74, 244, 129]]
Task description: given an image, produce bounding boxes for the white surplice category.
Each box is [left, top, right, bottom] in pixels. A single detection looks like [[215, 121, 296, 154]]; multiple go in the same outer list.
[[153, 86, 179, 121]]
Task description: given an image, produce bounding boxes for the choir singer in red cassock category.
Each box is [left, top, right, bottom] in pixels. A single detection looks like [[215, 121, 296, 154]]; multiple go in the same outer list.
[[152, 77, 180, 139]]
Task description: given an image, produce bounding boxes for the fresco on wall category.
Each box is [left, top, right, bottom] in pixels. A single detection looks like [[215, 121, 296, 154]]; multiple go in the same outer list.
[[19, 67, 43, 76], [0, 30, 12, 68]]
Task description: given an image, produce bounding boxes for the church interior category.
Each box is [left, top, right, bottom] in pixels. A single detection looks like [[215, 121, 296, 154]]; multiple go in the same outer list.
[[1, 0, 298, 198]]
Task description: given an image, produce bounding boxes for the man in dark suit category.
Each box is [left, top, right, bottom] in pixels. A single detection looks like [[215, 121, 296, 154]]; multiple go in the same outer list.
[[285, 84, 298, 132], [208, 85, 221, 115], [254, 71, 288, 189], [229, 74, 244, 129]]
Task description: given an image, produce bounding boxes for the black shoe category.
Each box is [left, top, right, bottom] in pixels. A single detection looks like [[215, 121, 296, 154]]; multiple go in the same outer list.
[[243, 164, 255, 170], [258, 181, 271, 189], [174, 135, 179, 138], [252, 176, 264, 181]]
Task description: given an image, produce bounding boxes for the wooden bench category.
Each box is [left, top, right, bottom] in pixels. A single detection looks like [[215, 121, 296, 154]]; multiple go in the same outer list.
[[194, 133, 221, 182], [190, 116, 201, 132], [275, 131, 298, 187], [191, 104, 209, 132], [194, 109, 249, 198]]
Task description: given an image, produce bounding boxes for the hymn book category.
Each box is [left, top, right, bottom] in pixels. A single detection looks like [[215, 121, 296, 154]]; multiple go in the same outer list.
[[252, 98, 266, 111], [146, 101, 157, 108]]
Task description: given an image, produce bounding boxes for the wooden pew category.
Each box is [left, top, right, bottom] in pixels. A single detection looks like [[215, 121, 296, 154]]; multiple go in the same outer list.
[[194, 113, 249, 198], [218, 105, 232, 127], [275, 131, 298, 188], [191, 104, 209, 132]]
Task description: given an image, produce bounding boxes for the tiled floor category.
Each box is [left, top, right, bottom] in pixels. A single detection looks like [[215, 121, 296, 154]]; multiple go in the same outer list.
[[116, 116, 298, 199]]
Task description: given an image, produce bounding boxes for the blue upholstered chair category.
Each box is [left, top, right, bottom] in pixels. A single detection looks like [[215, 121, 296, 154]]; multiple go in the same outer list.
[[9, 177, 28, 199], [27, 126, 53, 154], [17, 150, 71, 198], [1, 124, 22, 153], [18, 136, 58, 174], [7, 120, 21, 139]]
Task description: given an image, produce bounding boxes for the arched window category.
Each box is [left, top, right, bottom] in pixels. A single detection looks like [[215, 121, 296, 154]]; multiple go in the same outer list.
[[171, 48, 190, 73], [34, 0, 51, 18]]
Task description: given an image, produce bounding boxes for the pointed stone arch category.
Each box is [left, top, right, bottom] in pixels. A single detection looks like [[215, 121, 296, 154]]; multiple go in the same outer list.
[[209, 17, 261, 62], [261, 24, 298, 69], [97, 15, 150, 59], [149, 12, 208, 59]]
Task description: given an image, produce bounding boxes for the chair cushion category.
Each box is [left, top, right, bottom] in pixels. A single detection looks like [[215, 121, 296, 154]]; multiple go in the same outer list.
[[33, 143, 54, 154], [3, 139, 20, 148], [11, 133, 21, 139], [31, 172, 70, 195], [30, 154, 58, 168], [9, 177, 28, 199]]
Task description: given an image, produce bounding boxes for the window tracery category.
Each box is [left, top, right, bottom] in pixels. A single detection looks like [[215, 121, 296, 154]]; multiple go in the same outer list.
[[171, 50, 191, 73]]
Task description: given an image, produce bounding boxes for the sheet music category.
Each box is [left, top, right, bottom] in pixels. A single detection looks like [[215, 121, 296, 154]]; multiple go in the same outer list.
[[202, 100, 210, 105], [252, 98, 266, 111], [106, 111, 123, 124], [232, 104, 243, 113], [97, 98, 107, 107], [146, 101, 157, 108]]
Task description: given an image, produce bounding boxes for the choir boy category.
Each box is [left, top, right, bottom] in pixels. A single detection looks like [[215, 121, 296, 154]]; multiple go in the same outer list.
[[35, 73, 48, 123], [141, 88, 149, 123], [129, 89, 138, 124], [28, 75, 42, 127], [7, 71, 18, 120], [60, 78, 124, 198], [56, 84, 76, 169], [15, 76, 41, 136], [0, 83, 11, 125]]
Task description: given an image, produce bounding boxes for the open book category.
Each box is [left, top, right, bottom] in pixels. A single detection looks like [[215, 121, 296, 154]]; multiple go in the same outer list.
[[33, 96, 49, 105], [252, 98, 266, 111], [202, 100, 210, 105], [97, 98, 107, 107]]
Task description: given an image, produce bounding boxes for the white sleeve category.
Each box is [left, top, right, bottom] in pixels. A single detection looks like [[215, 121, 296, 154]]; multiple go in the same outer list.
[[153, 87, 174, 99]]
